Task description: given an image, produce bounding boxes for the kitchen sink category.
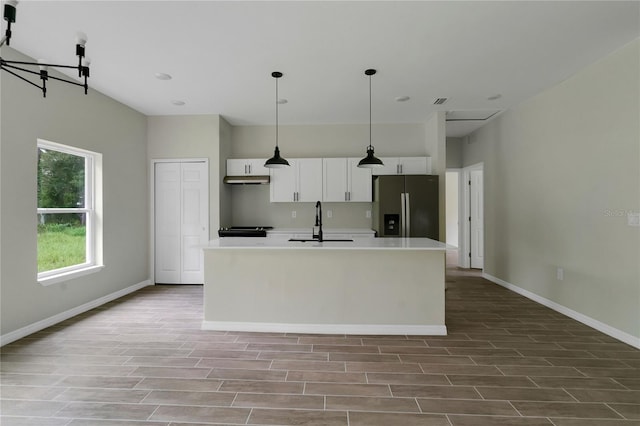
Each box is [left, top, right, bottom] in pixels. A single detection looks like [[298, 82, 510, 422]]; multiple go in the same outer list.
[[288, 238, 353, 242]]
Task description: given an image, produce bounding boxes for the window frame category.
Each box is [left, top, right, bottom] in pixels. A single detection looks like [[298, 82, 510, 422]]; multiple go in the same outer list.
[[37, 139, 103, 285]]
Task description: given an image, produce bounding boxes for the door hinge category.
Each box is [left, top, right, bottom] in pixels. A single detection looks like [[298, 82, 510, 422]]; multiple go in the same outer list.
[[469, 252, 472, 258], [468, 216, 471, 222], [468, 180, 471, 185]]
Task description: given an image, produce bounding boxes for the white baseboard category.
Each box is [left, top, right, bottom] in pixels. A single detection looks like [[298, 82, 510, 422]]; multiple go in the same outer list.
[[0, 280, 152, 347], [202, 321, 447, 336], [483, 273, 640, 349]]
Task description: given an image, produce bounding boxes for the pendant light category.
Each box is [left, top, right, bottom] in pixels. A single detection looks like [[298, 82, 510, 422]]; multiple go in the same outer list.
[[264, 71, 290, 168], [358, 69, 384, 168]]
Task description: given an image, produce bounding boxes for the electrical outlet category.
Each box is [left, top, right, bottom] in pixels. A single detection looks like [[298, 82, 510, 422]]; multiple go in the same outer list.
[[366, 210, 371, 218], [327, 210, 332, 218], [291, 210, 296, 218], [628, 212, 640, 227], [556, 267, 564, 281]]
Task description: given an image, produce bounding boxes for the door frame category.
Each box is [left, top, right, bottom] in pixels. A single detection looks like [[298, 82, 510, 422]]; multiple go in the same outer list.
[[150, 158, 209, 285], [445, 168, 462, 249], [460, 162, 484, 269]]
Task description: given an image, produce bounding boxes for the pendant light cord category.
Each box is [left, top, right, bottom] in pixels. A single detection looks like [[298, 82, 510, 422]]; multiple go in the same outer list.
[[368, 73, 372, 150], [275, 76, 279, 149]]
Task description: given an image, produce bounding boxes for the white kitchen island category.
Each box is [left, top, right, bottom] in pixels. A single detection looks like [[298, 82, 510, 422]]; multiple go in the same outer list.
[[202, 237, 447, 335]]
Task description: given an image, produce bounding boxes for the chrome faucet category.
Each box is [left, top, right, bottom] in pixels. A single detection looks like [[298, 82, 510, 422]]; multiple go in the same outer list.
[[313, 200, 323, 242]]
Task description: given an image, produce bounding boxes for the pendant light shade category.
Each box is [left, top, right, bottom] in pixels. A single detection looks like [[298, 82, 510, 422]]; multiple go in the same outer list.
[[264, 71, 290, 168], [358, 68, 384, 168], [359, 146, 384, 167]]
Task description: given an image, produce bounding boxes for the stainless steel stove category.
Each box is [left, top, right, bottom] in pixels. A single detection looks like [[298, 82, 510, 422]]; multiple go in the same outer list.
[[218, 226, 273, 237]]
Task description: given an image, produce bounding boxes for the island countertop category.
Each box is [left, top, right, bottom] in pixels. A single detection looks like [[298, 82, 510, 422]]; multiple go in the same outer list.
[[202, 236, 447, 335], [204, 236, 448, 250]]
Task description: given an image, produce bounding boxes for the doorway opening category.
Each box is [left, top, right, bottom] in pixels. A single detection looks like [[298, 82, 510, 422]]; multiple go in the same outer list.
[[445, 170, 460, 267]]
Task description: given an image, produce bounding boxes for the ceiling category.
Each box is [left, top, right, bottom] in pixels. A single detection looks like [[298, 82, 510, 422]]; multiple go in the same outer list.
[[4, 1, 639, 137]]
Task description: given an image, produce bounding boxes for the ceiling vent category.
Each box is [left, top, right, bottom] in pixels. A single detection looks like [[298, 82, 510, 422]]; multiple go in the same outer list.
[[433, 97, 448, 105]]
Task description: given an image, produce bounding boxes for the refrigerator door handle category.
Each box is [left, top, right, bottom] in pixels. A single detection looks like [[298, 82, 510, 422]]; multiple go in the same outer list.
[[400, 192, 406, 237], [405, 192, 411, 237]]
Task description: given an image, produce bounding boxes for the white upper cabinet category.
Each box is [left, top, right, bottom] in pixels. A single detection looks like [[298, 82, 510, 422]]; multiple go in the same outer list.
[[270, 158, 323, 202], [348, 158, 373, 201], [323, 158, 347, 202], [322, 158, 372, 202], [373, 156, 431, 175], [297, 159, 323, 202], [226, 158, 269, 176], [270, 162, 296, 202]]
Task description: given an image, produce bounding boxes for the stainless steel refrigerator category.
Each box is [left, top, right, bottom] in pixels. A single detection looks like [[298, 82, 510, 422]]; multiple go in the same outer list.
[[372, 175, 439, 239]]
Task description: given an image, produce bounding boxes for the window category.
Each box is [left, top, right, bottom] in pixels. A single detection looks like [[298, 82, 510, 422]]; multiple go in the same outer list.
[[37, 139, 102, 284]]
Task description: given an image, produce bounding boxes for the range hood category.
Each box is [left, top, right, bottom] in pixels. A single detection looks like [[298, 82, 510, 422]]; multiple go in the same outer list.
[[223, 175, 270, 185]]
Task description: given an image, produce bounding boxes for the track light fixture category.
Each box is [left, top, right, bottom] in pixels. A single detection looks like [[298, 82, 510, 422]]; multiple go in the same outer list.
[[1, 0, 91, 98], [358, 69, 384, 168], [264, 71, 290, 168]]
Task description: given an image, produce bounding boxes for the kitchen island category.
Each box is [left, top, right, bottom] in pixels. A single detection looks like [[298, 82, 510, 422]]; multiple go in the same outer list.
[[202, 237, 447, 335]]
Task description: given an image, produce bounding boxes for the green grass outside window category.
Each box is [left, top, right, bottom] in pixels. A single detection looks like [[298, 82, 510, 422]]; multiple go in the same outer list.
[[37, 223, 86, 272]]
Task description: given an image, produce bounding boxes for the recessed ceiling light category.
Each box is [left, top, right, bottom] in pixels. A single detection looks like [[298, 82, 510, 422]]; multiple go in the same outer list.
[[171, 100, 185, 106], [154, 72, 172, 80], [395, 96, 410, 102], [277, 98, 288, 104], [487, 94, 502, 101]]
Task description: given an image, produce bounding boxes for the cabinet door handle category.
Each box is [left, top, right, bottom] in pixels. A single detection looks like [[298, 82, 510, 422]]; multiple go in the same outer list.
[[249, 164, 252, 174], [348, 191, 351, 201], [345, 192, 348, 201]]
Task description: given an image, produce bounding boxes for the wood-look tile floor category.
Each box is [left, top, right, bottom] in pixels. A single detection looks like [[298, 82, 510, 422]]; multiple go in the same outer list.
[[2, 262, 639, 425]]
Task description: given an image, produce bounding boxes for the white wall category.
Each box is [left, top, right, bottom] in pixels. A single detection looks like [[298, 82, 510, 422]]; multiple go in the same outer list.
[[446, 138, 463, 168], [426, 111, 446, 240], [0, 48, 148, 337], [147, 115, 225, 236], [218, 117, 233, 228], [229, 122, 444, 230], [462, 40, 640, 342], [231, 123, 431, 158]]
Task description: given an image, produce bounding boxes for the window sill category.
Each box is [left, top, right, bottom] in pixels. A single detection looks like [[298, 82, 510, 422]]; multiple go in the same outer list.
[[38, 265, 105, 286]]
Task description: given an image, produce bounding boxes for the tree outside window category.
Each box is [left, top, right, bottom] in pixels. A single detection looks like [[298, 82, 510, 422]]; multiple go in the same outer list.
[[37, 140, 99, 277]]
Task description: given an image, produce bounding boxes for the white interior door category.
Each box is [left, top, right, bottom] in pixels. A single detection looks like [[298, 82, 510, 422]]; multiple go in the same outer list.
[[155, 161, 208, 284], [470, 169, 484, 269], [445, 171, 459, 247], [180, 162, 208, 283], [155, 163, 181, 284]]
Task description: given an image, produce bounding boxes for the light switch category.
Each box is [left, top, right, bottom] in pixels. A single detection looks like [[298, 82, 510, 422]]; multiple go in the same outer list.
[[628, 212, 640, 227], [327, 210, 332, 218], [291, 210, 296, 218]]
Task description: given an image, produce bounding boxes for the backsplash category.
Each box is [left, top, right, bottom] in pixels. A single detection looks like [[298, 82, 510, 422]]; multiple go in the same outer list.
[[230, 185, 373, 229]]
